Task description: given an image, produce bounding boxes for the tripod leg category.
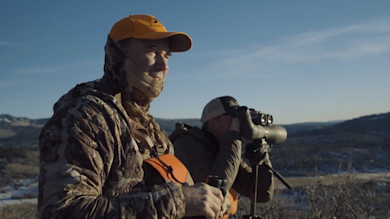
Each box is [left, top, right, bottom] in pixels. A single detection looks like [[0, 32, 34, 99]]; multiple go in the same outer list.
[[243, 164, 262, 219], [265, 164, 292, 189]]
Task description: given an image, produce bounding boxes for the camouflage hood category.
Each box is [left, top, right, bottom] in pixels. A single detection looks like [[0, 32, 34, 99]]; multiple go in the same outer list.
[[100, 36, 171, 156], [102, 36, 164, 107]]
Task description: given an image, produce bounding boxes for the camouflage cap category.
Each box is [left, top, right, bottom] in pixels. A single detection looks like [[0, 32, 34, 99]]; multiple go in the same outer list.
[[200, 96, 240, 123]]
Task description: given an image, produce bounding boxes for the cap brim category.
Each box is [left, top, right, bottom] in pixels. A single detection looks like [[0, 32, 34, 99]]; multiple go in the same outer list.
[[133, 32, 192, 52], [227, 106, 240, 115]]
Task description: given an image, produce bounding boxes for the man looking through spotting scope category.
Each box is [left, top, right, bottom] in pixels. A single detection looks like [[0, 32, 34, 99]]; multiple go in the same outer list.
[[38, 14, 226, 219], [170, 96, 275, 218]]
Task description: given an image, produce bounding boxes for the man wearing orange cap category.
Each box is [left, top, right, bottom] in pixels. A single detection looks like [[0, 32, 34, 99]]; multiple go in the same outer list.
[[38, 14, 224, 218]]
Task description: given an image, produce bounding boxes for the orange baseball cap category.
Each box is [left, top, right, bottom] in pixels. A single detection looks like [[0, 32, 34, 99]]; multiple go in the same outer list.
[[109, 14, 192, 52]]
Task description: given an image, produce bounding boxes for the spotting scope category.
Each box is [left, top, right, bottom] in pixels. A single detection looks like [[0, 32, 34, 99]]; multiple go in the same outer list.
[[236, 106, 287, 145]]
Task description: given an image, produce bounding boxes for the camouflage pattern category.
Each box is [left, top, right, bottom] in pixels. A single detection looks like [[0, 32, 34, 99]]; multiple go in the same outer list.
[[171, 123, 274, 203], [38, 80, 185, 218]]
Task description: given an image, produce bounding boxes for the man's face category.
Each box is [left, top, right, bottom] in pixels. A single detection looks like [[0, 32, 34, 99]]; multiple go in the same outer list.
[[124, 38, 171, 82], [209, 114, 234, 144]]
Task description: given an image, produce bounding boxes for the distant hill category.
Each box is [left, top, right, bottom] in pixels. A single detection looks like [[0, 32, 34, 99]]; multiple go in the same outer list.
[[0, 115, 200, 147], [1, 112, 389, 177], [0, 114, 341, 148], [288, 112, 390, 137], [155, 118, 201, 134], [0, 114, 47, 148], [282, 120, 343, 134], [271, 112, 390, 176], [1, 112, 389, 145]]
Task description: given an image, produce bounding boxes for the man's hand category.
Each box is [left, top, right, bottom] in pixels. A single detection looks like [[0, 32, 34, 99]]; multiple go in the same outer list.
[[182, 183, 224, 218], [219, 194, 229, 218]]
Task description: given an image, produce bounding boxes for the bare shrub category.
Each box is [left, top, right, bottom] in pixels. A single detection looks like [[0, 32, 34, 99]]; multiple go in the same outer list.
[[0, 203, 37, 219], [230, 174, 389, 218], [1, 174, 388, 219], [305, 174, 386, 219], [2, 163, 39, 179]]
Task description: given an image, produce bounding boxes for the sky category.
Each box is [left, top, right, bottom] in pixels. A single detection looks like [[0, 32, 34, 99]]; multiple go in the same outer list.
[[1, 0, 389, 125]]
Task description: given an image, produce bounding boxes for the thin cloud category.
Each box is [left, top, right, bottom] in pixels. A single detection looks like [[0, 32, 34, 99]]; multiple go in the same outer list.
[[0, 80, 18, 88], [291, 25, 365, 46], [13, 66, 63, 75], [0, 40, 18, 47], [215, 19, 390, 70], [11, 59, 102, 76], [0, 41, 10, 46]]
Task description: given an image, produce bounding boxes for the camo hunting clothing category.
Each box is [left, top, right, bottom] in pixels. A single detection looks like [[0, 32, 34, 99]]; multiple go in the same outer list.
[[170, 122, 274, 202], [38, 80, 185, 219]]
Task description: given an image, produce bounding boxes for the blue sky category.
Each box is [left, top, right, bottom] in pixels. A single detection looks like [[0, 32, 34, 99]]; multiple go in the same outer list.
[[1, 0, 389, 124]]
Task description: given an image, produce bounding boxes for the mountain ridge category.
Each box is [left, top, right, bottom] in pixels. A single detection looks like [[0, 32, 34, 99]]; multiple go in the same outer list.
[[1, 112, 389, 140]]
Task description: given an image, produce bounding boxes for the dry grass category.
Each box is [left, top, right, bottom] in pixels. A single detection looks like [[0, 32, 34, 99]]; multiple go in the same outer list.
[[232, 172, 390, 219], [1, 172, 389, 219], [0, 203, 36, 219]]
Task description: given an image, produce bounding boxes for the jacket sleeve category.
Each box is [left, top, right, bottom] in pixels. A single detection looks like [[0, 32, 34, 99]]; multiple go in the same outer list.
[[174, 131, 242, 191], [38, 98, 185, 219], [211, 131, 243, 190]]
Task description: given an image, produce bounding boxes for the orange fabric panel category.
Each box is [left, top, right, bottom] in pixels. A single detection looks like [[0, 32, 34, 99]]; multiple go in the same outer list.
[[227, 188, 238, 215], [144, 154, 188, 184], [222, 188, 239, 218]]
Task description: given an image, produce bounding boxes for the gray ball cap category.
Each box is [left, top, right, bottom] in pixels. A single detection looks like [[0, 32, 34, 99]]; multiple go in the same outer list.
[[200, 96, 240, 123]]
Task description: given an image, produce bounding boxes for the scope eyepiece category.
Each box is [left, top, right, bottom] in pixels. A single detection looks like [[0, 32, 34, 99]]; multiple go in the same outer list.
[[267, 114, 273, 125], [236, 106, 287, 145]]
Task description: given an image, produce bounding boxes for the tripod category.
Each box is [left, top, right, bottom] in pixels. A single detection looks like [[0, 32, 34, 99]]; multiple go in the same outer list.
[[243, 139, 292, 219]]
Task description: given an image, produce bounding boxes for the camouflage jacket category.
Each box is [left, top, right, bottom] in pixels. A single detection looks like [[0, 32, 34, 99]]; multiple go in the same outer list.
[[39, 80, 185, 219], [170, 122, 274, 202]]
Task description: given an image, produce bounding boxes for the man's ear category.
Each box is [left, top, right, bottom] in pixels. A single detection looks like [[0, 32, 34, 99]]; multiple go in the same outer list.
[[208, 117, 218, 131]]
